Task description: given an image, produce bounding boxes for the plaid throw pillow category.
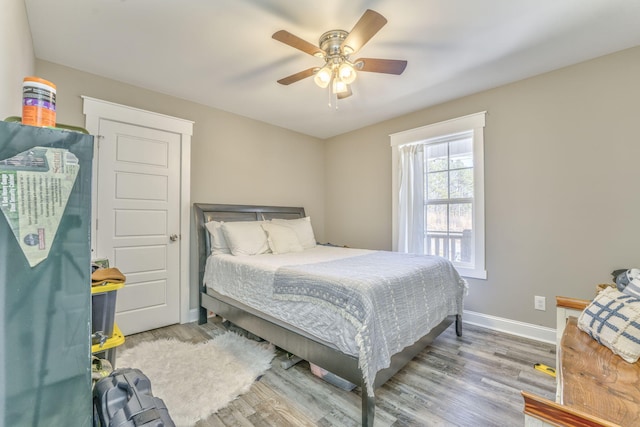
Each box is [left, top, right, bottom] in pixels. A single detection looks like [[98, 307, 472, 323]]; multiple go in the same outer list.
[[577, 287, 640, 363]]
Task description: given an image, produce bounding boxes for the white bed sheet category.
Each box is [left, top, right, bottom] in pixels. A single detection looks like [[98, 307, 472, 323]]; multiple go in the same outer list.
[[204, 245, 373, 356]]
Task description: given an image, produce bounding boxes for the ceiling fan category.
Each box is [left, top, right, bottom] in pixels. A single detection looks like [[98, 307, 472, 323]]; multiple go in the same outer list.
[[272, 9, 407, 102]]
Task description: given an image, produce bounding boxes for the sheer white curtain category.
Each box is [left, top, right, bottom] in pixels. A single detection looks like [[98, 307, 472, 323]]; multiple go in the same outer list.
[[397, 143, 425, 254]]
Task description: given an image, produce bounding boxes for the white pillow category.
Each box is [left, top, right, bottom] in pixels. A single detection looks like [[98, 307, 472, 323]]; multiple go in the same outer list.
[[271, 216, 316, 249], [221, 221, 270, 256], [204, 221, 231, 255], [262, 222, 304, 254]]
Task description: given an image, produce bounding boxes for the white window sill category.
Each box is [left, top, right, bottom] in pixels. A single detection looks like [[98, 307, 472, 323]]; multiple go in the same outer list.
[[456, 267, 487, 280]]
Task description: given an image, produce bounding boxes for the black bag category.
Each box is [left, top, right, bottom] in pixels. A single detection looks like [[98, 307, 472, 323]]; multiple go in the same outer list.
[[93, 368, 175, 427]]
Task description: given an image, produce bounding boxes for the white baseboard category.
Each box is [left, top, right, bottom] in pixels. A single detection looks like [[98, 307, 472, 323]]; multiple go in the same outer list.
[[187, 308, 200, 323], [186, 307, 555, 344], [463, 310, 556, 344]]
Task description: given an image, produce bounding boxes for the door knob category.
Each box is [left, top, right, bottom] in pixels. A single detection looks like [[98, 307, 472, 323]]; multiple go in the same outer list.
[[169, 234, 179, 242]]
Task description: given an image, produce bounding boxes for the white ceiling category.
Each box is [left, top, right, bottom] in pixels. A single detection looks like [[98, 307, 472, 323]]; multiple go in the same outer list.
[[24, 0, 640, 139]]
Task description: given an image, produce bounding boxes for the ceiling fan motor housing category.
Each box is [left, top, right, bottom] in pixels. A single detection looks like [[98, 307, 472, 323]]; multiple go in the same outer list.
[[319, 30, 350, 58]]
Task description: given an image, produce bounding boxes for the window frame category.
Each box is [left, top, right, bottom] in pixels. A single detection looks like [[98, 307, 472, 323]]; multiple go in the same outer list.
[[390, 112, 487, 279]]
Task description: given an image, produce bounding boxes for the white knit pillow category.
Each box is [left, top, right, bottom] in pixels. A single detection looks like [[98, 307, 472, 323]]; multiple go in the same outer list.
[[577, 287, 640, 363]]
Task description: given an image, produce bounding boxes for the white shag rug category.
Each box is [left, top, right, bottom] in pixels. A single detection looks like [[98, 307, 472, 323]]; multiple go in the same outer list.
[[116, 332, 275, 426]]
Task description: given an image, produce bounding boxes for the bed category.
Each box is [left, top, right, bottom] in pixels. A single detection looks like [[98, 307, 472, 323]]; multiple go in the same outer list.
[[194, 203, 466, 426]]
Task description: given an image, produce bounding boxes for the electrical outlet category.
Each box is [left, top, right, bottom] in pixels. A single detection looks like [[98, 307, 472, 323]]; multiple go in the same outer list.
[[534, 296, 546, 311]]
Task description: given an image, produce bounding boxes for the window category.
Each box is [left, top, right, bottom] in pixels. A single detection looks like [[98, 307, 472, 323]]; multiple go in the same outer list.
[[390, 112, 486, 279]]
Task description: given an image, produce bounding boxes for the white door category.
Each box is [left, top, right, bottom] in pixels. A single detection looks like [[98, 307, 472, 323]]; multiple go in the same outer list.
[[96, 119, 181, 334]]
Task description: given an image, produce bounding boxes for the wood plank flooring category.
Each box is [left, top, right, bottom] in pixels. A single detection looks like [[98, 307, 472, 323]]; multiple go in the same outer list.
[[118, 317, 556, 426]]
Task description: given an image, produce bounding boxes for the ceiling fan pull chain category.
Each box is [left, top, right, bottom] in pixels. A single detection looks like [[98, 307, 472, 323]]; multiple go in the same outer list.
[[329, 90, 339, 110]]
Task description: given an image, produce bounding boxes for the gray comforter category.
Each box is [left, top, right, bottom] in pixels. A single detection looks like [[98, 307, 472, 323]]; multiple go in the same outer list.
[[273, 251, 467, 394]]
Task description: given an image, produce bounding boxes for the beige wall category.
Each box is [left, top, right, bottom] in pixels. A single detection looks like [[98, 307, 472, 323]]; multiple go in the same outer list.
[[325, 46, 640, 327], [0, 0, 34, 119], [35, 60, 325, 213]]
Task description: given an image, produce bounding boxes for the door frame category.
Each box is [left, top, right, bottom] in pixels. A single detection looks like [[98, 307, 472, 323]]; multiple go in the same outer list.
[[82, 96, 193, 325]]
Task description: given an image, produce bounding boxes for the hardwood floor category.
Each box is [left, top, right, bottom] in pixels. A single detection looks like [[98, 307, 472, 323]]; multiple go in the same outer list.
[[118, 317, 556, 427]]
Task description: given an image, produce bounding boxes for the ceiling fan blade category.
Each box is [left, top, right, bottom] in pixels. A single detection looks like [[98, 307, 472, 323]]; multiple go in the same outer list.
[[277, 67, 318, 85], [355, 58, 407, 75], [272, 30, 324, 57], [341, 9, 387, 55], [337, 85, 353, 99]]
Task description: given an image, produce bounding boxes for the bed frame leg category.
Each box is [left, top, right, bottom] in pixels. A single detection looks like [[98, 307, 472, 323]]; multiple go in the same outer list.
[[280, 354, 303, 370], [361, 388, 375, 427], [198, 306, 207, 325], [456, 314, 463, 337]]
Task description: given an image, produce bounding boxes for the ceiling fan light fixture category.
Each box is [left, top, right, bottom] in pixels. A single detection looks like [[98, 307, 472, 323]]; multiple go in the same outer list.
[[332, 77, 349, 94], [314, 66, 332, 88], [338, 62, 357, 84]]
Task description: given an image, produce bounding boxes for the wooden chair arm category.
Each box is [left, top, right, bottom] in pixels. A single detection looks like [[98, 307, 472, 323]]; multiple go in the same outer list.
[[556, 296, 589, 311]]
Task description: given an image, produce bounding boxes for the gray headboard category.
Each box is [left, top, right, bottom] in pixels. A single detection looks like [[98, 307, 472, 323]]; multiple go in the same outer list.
[[193, 203, 306, 289]]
